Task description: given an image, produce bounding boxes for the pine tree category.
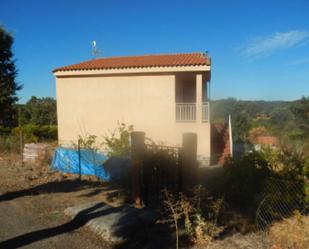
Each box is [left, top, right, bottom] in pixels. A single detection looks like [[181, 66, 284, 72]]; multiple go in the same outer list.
[[0, 25, 22, 127]]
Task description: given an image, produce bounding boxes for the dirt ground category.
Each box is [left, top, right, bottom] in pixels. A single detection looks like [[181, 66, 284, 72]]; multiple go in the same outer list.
[[0, 153, 123, 249], [0, 153, 273, 249]]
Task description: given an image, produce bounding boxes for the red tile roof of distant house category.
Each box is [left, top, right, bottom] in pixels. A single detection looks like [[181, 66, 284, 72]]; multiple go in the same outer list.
[[256, 136, 278, 146], [53, 52, 210, 72]]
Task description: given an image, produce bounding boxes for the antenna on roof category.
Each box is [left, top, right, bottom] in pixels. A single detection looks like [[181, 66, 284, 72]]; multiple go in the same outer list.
[[204, 51, 211, 65], [92, 40, 101, 58]]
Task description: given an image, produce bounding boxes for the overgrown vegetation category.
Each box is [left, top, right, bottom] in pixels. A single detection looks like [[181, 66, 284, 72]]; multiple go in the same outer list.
[[0, 125, 57, 153], [162, 187, 224, 249], [73, 123, 133, 156], [0, 93, 57, 152], [18, 96, 57, 125], [0, 25, 22, 127], [13, 125, 57, 142], [212, 98, 309, 231], [211, 97, 309, 152], [223, 151, 273, 210], [102, 122, 133, 157], [74, 134, 98, 150], [223, 146, 309, 216], [0, 135, 20, 153]]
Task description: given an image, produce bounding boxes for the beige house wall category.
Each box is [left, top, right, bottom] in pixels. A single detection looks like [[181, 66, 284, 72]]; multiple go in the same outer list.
[[55, 71, 210, 160]]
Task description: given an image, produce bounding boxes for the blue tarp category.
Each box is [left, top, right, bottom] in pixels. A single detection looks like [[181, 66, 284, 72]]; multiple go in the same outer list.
[[51, 147, 110, 181]]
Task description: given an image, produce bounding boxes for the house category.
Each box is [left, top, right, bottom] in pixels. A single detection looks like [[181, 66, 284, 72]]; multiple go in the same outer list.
[[254, 135, 278, 151], [53, 52, 214, 165]]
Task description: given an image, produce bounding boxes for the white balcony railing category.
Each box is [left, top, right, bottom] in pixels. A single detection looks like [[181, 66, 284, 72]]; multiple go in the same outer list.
[[202, 102, 210, 122], [176, 102, 210, 122], [176, 103, 196, 122]]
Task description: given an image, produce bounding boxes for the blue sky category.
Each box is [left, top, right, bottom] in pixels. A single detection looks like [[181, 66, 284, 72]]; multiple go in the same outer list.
[[1, 0, 309, 103]]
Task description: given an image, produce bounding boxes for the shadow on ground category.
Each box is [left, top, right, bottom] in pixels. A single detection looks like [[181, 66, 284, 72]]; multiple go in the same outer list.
[[0, 200, 175, 249], [0, 167, 230, 249], [0, 179, 177, 249], [0, 179, 112, 202], [0, 203, 116, 248]]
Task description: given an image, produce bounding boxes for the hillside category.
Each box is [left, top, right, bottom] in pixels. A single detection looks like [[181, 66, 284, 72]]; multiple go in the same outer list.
[[211, 97, 309, 149]]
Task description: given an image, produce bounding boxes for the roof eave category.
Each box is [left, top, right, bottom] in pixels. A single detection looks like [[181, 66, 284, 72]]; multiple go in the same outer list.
[[53, 65, 211, 77]]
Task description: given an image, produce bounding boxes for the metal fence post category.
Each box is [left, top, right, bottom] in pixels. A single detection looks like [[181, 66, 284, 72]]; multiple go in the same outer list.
[[130, 131, 145, 207], [78, 139, 81, 181]]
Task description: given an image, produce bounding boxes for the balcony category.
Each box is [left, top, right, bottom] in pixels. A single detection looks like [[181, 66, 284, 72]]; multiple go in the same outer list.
[[175, 72, 210, 123], [176, 102, 209, 122], [176, 103, 196, 122]]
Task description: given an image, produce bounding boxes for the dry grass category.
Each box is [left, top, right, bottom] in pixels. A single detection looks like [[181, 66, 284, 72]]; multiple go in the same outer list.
[[208, 232, 269, 249], [0, 153, 125, 207], [268, 212, 309, 249]]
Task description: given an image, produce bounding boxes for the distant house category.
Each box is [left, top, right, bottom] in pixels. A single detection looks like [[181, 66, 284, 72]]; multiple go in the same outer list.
[[53, 52, 227, 165], [254, 136, 278, 151]]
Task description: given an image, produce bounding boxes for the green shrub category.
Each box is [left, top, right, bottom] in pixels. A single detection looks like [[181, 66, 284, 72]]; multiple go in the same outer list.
[[223, 151, 273, 210], [102, 122, 133, 157], [0, 126, 12, 136], [223, 147, 309, 214], [0, 135, 20, 153], [12, 125, 58, 143], [12, 125, 38, 143], [72, 134, 98, 150]]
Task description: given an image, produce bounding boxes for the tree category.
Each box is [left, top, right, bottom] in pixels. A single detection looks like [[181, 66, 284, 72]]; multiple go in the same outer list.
[[232, 111, 251, 143], [0, 25, 22, 127], [19, 96, 57, 125], [290, 97, 309, 133]]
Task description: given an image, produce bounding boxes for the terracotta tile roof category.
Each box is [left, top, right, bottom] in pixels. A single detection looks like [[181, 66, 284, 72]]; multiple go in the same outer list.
[[256, 136, 278, 146], [53, 52, 210, 72]]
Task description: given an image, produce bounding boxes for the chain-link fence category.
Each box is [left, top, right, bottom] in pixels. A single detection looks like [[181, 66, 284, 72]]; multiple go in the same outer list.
[[256, 177, 307, 229], [256, 177, 309, 248]]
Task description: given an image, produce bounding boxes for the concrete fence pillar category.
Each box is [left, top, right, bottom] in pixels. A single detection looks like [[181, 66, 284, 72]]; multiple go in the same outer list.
[[181, 133, 198, 192], [130, 131, 145, 207]]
